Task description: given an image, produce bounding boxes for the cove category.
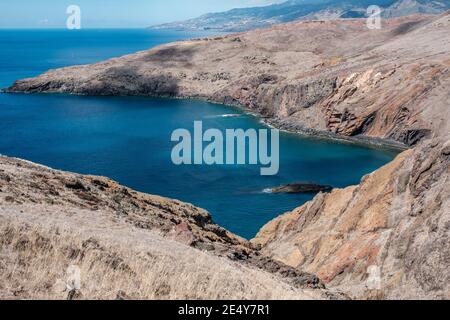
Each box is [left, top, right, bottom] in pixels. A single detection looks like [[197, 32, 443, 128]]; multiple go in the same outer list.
[[0, 93, 399, 238], [0, 29, 400, 238]]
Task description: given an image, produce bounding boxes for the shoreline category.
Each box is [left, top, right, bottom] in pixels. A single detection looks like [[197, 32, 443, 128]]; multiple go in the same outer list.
[[263, 117, 408, 152]]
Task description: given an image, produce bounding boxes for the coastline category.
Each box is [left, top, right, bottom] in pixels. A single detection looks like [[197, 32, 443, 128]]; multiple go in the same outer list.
[[263, 117, 409, 151], [207, 96, 409, 151]]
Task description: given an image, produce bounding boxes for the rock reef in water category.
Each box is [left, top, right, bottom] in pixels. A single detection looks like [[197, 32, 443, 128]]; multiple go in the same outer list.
[[270, 183, 333, 194]]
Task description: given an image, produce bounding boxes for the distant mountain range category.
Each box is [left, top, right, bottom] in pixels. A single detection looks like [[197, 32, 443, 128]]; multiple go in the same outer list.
[[149, 0, 450, 32]]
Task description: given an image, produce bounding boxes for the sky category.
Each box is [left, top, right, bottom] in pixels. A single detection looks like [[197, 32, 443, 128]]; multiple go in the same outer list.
[[0, 0, 286, 28]]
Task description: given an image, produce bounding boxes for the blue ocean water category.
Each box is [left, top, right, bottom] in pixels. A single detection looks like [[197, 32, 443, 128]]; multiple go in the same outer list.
[[0, 29, 399, 239]]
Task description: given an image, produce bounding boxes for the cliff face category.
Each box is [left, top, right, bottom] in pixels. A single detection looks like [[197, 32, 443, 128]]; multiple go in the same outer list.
[[6, 13, 450, 146], [0, 156, 339, 300], [253, 136, 450, 299]]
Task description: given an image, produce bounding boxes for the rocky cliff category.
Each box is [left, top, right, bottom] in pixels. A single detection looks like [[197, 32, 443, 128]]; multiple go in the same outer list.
[[253, 136, 450, 299], [6, 13, 450, 146]]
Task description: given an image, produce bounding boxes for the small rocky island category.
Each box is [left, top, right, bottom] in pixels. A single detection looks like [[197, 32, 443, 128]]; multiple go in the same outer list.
[[269, 183, 333, 194]]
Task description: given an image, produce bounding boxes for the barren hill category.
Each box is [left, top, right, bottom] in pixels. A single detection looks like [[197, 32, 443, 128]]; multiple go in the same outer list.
[[254, 136, 450, 299]]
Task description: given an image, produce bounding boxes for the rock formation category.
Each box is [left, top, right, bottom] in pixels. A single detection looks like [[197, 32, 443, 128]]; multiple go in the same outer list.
[[253, 136, 450, 299]]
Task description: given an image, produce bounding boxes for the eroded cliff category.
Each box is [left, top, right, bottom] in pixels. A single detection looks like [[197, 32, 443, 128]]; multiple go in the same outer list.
[[253, 137, 450, 299]]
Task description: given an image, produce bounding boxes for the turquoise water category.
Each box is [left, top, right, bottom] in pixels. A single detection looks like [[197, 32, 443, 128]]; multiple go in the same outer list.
[[0, 30, 399, 239]]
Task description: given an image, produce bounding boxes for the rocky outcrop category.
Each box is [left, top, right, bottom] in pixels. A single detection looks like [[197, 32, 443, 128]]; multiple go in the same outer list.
[[270, 183, 333, 194], [0, 156, 341, 300], [6, 13, 450, 146], [253, 136, 450, 299]]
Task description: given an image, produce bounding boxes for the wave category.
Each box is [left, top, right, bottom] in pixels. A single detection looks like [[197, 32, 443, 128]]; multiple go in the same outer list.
[[207, 114, 242, 119], [262, 188, 273, 194]]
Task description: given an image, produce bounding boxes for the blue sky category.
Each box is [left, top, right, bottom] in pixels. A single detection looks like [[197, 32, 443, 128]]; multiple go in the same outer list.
[[0, 0, 285, 28]]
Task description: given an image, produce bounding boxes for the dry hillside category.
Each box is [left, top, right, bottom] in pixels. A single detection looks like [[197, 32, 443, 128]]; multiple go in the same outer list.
[[0, 156, 338, 300], [254, 136, 450, 299]]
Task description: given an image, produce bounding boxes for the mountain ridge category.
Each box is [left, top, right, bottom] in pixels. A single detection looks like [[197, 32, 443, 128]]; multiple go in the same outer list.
[[149, 0, 450, 32]]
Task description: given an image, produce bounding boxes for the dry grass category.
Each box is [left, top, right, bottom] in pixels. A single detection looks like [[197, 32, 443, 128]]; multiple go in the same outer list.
[[0, 210, 324, 300], [0, 156, 331, 300]]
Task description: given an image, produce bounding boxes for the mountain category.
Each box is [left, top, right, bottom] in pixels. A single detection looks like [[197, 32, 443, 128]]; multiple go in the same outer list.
[[383, 0, 450, 17], [149, 0, 450, 32]]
